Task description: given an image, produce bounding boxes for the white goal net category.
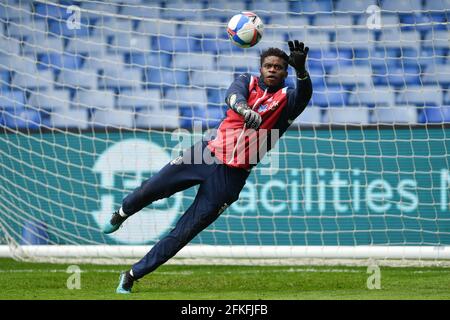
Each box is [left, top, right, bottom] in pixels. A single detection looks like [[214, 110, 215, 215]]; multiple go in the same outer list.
[[0, 0, 449, 265]]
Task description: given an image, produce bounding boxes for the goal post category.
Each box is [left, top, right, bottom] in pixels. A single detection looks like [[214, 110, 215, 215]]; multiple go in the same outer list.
[[0, 0, 449, 265]]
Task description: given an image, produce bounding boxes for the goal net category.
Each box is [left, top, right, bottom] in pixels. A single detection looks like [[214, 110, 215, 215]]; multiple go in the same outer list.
[[0, 0, 449, 265]]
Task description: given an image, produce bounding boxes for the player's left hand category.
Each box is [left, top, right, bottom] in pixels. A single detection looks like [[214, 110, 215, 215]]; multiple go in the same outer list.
[[288, 40, 309, 77]]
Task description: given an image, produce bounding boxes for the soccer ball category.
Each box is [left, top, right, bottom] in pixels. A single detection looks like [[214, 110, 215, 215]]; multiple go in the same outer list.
[[227, 12, 264, 48]]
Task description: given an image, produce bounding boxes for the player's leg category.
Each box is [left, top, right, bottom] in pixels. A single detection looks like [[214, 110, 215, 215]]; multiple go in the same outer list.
[[128, 164, 250, 280], [103, 141, 215, 234]]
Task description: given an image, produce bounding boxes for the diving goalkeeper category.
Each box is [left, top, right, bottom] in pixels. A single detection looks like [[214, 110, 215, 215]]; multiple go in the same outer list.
[[103, 40, 313, 293]]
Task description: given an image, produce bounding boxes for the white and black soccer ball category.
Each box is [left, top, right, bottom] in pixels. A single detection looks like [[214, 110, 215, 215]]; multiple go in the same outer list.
[[227, 11, 264, 48]]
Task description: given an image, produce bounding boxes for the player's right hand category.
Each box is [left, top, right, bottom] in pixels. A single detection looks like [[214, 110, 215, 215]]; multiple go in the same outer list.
[[242, 108, 262, 129]]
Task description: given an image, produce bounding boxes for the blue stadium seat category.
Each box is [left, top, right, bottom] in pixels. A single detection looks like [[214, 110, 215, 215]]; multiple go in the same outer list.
[[372, 64, 420, 86], [11, 70, 54, 90], [172, 53, 215, 71], [38, 53, 83, 71], [22, 36, 64, 55], [57, 69, 98, 89], [135, 109, 180, 129], [249, 0, 289, 20], [0, 37, 21, 56], [269, 17, 311, 39], [311, 86, 348, 107], [335, 0, 378, 13], [0, 107, 43, 129], [66, 36, 108, 56], [424, 0, 450, 11], [378, 28, 421, 50], [50, 109, 89, 129], [308, 48, 353, 70], [161, 2, 204, 20], [0, 71, 10, 89], [216, 53, 260, 70], [323, 107, 370, 125], [290, 0, 334, 14], [333, 30, 376, 50], [327, 65, 373, 87], [205, 106, 227, 127], [397, 85, 443, 106], [143, 69, 189, 89], [82, 53, 124, 72], [135, 20, 178, 37], [6, 19, 47, 39], [110, 34, 151, 53], [348, 87, 396, 107], [152, 36, 197, 53], [207, 88, 228, 107], [120, 4, 161, 19], [293, 106, 322, 125], [0, 2, 31, 21], [179, 107, 212, 129], [177, 22, 224, 39], [399, 13, 446, 32], [0, 90, 26, 109], [48, 19, 91, 37], [117, 90, 161, 111], [381, 0, 423, 13], [34, 2, 67, 20], [28, 90, 71, 111], [80, 2, 118, 21], [99, 68, 143, 91], [91, 109, 134, 128], [197, 37, 240, 54], [91, 19, 133, 38], [164, 88, 208, 109], [423, 30, 449, 49], [73, 90, 115, 110], [126, 52, 172, 69], [419, 106, 450, 123], [421, 64, 450, 85], [372, 105, 418, 124], [203, 1, 247, 20], [190, 70, 234, 88]]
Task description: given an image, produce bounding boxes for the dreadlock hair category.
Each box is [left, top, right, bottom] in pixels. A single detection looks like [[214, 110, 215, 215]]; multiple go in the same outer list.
[[260, 47, 289, 70]]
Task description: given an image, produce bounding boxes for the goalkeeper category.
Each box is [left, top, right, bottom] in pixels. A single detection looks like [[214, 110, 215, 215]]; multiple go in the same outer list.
[[103, 40, 313, 293]]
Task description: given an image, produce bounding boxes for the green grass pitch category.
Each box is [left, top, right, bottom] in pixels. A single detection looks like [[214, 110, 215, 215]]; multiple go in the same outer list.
[[1, 258, 450, 300]]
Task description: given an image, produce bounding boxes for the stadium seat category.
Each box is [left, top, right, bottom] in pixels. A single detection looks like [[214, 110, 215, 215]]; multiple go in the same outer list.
[[423, 0, 450, 11], [110, 34, 151, 53], [164, 88, 208, 109], [0, 37, 21, 55], [0, 90, 26, 109], [335, 0, 377, 13], [293, 106, 322, 125], [1, 107, 42, 129], [397, 85, 444, 106], [160, 2, 204, 20], [38, 53, 83, 71], [290, 0, 334, 14], [202, 1, 247, 20], [372, 105, 418, 124], [190, 70, 234, 88], [207, 88, 227, 108], [197, 37, 237, 54], [80, 2, 118, 21], [327, 65, 373, 86], [22, 36, 64, 55], [421, 64, 450, 85], [66, 36, 108, 56], [323, 107, 370, 125], [172, 53, 215, 71], [135, 108, 180, 129], [307, 48, 353, 70], [91, 109, 134, 128], [348, 87, 396, 107], [50, 109, 89, 129], [0, 2, 31, 21], [117, 90, 161, 111], [143, 69, 189, 89], [353, 48, 400, 68], [73, 90, 115, 110], [311, 86, 348, 107], [5, 19, 47, 39], [248, 0, 289, 20], [377, 28, 421, 50], [82, 53, 124, 72], [0, 70, 10, 88], [419, 106, 450, 123], [48, 19, 91, 37], [28, 90, 71, 111], [34, 2, 67, 20], [256, 33, 287, 53], [56, 69, 98, 89], [269, 17, 311, 39], [423, 30, 450, 49], [381, 0, 423, 13], [179, 107, 209, 129], [120, 4, 161, 19], [135, 20, 178, 37], [372, 64, 421, 86], [11, 70, 54, 90], [314, 14, 354, 29], [177, 22, 224, 39], [205, 105, 227, 125], [216, 53, 260, 70], [333, 30, 376, 50], [399, 13, 446, 32], [126, 52, 172, 69], [99, 68, 143, 90], [91, 19, 133, 38], [152, 36, 197, 53]]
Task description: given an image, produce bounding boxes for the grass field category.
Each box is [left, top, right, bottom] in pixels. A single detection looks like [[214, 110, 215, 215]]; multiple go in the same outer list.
[[1, 258, 450, 300]]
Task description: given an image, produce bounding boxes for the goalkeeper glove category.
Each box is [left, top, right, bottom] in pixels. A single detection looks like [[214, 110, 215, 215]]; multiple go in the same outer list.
[[288, 40, 309, 79], [235, 101, 262, 130]]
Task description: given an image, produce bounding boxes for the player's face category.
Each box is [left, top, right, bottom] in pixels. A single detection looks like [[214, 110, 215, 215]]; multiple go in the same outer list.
[[260, 56, 288, 87]]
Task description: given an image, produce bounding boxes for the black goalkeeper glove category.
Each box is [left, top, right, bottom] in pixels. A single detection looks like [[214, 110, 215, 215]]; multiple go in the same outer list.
[[288, 40, 309, 79], [235, 101, 262, 130]]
